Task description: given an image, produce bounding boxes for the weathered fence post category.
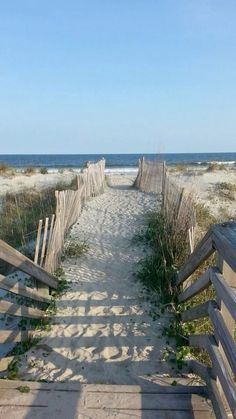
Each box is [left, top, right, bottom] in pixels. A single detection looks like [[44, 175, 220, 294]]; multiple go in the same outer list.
[[161, 161, 166, 214], [216, 254, 236, 411], [34, 219, 43, 264]]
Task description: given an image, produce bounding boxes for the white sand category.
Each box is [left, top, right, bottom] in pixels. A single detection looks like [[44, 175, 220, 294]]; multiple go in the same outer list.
[[0, 171, 77, 198], [18, 177, 176, 386], [171, 168, 236, 217]]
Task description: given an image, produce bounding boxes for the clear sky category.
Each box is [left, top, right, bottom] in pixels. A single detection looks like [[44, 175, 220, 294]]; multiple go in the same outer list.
[[0, 1, 236, 154]]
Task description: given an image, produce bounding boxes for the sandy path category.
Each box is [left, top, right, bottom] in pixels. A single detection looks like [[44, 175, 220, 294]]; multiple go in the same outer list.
[[18, 179, 174, 387]]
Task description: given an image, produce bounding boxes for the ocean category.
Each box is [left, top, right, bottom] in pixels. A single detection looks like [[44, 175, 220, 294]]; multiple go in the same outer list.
[[0, 153, 236, 173]]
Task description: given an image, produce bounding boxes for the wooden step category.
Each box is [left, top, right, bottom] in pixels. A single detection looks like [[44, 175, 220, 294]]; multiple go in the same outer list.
[[0, 379, 215, 418]]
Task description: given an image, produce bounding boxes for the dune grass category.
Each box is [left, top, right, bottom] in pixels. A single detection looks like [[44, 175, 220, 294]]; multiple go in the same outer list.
[[135, 204, 218, 366], [0, 188, 56, 251]]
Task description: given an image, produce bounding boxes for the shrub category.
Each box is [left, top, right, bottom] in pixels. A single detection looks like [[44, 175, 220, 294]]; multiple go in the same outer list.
[[39, 167, 48, 174], [214, 182, 236, 201], [24, 166, 36, 175], [0, 162, 10, 174], [175, 164, 186, 172], [194, 202, 216, 230], [206, 162, 226, 172], [136, 212, 189, 304], [63, 241, 89, 258]]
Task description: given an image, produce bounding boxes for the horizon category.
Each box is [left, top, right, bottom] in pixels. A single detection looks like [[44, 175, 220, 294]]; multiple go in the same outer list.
[[1, 1, 236, 153], [1, 151, 236, 156]]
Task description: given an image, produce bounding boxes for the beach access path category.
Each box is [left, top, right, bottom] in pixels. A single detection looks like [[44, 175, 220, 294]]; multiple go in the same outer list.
[[18, 175, 176, 386]]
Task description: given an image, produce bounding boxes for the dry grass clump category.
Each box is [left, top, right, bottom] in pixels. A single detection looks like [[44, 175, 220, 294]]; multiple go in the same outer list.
[[0, 162, 10, 173], [175, 164, 186, 173], [206, 162, 226, 172], [55, 176, 77, 191], [24, 166, 36, 175], [214, 182, 236, 201], [0, 162, 15, 176], [194, 202, 216, 231]]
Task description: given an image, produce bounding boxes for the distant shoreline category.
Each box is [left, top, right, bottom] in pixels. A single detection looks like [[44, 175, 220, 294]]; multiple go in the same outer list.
[[1, 152, 236, 170]]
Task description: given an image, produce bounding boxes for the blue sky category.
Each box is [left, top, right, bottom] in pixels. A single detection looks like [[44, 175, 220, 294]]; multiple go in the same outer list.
[[0, 0, 236, 154]]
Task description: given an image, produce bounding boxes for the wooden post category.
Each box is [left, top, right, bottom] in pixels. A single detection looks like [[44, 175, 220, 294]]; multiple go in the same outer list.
[[34, 219, 43, 264], [40, 217, 49, 267], [216, 254, 236, 410], [176, 187, 185, 220], [161, 161, 166, 214], [37, 217, 50, 297], [188, 228, 194, 253]]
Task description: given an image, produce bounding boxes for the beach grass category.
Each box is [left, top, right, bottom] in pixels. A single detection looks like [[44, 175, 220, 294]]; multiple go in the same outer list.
[[0, 188, 56, 251]]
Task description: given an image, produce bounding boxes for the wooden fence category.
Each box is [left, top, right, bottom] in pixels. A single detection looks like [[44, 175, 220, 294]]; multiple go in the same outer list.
[[135, 157, 196, 251], [177, 221, 236, 418], [134, 157, 164, 193], [34, 159, 105, 273], [0, 159, 105, 369], [0, 238, 58, 369]]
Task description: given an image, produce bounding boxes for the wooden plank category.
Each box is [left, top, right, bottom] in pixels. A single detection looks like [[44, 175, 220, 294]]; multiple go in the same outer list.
[[177, 229, 214, 285], [0, 406, 214, 419], [181, 300, 216, 322], [208, 303, 236, 377], [212, 223, 236, 274], [215, 256, 236, 411], [34, 219, 42, 264], [210, 267, 236, 322], [208, 336, 236, 418], [0, 329, 33, 344], [0, 299, 46, 319], [47, 214, 55, 252], [187, 359, 215, 381], [188, 334, 211, 349], [188, 228, 194, 253], [0, 274, 50, 303], [40, 217, 49, 267], [207, 377, 229, 419], [0, 238, 58, 289], [0, 380, 206, 394], [86, 392, 212, 411], [178, 269, 211, 303], [38, 217, 50, 297]]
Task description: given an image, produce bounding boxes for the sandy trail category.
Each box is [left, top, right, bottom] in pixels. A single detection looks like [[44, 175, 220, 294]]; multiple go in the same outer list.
[[18, 178, 174, 387]]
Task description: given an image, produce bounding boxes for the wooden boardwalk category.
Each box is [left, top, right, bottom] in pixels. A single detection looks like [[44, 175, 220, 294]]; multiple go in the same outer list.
[[0, 379, 214, 418]]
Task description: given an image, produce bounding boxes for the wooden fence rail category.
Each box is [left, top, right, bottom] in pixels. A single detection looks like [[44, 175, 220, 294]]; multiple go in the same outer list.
[[177, 221, 236, 418], [0, 238, 58, 359]]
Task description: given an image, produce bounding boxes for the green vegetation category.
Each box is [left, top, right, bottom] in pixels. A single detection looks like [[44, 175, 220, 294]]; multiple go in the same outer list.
[[7, 359, 19, 379], [0, 188, 56, 250], [9, 336, 40, 356], [63, 240, 89, 258], [136, 212, 189, 304], [55, 176, 77, 191], [39, 167, 48, 174], [135, 204, 218, 367], [0, 162, 11, 174], [17, 385, 30, 393], [194, 202, 216, 230]]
